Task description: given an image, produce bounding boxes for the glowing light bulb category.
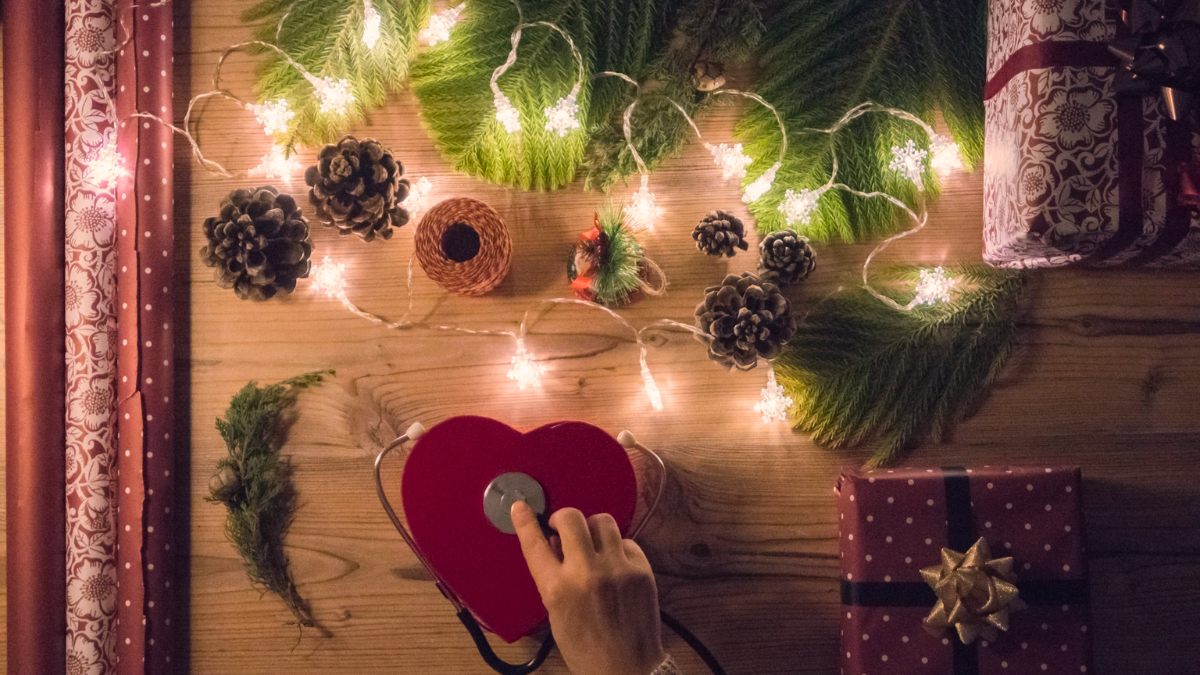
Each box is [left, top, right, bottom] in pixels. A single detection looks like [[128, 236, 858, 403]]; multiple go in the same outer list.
[[249, 144, 301, 181], [89, 142, 129, 184], [640, 358, 663, 411], [544, 93, 581, 137], [889, 139, 928, 190], [310, 257, 347, 299], [913, 267, 956, 306], [743, 162, 780, 203], [246, 99, 294, 136], [778, 188, 822, 226], [754, 367, 793, 424], [362, 0, 382, 49], [508, 339, 548, 389], [308, 75, 354, 116], [708, 143, 753, 181], [494, 91, 522, 133], [625, 185, 663, 233], [929, 134, 964, 176], [421, 3, 465, 45], [403, 176, 432, 219]]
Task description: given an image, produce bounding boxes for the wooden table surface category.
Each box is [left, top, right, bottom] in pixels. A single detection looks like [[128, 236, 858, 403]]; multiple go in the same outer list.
[[4, 1, 1200, 673]]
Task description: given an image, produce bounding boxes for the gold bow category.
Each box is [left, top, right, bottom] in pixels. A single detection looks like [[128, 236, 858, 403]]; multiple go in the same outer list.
[[920, 538, 1026, 644]]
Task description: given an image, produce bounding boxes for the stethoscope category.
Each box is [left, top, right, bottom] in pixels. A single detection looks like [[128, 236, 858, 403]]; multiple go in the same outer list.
[[373, 422, 726, 675]]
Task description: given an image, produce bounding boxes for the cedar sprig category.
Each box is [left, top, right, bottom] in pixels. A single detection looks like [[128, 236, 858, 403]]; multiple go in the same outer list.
[[735, 0, 986, 240], [208, 370, 334, 634], [774, 266, 1025, 468]]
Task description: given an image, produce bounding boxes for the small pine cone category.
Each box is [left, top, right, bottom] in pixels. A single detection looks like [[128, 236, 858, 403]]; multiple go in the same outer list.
[[759, 229, 816, 286], [305, 135, 411, 242], [208, 465, 243, 507], [694, 272, 796, 371], [691, 61, 726, 92], [693, 211, 750, 257], [199, 186, 313, 301]]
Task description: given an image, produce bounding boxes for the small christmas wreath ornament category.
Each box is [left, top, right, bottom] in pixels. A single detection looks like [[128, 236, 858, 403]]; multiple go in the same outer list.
[[199, 186, 313, 301], [695, 272, 796, 371], [414, 197, 512, 296], [567, 207, 664, 306], [305, 135, 411, 242], [759, 229, 816, 286], [693, 210, 750, 257]]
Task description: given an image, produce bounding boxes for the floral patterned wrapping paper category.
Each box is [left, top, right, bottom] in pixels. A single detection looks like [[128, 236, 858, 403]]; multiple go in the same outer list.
[[983, 0, 1200, 268]]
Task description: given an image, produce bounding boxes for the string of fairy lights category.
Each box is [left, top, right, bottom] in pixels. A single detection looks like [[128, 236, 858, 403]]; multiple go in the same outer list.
[[88, 0, 968, 423]]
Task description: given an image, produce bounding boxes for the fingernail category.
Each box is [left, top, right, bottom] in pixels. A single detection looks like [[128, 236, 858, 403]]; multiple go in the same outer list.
[[510, 500, 528, 517]]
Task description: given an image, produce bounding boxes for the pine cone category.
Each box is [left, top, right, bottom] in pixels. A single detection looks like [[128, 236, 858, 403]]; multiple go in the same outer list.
[[692, 61, 726, 92], [208, 465, 243, 507], [695, 272, 796, 370], [305, 135, 411, 242], [759, 229, 816, 285], [693, 211, 750, 257], [199, 186, 313, 301]]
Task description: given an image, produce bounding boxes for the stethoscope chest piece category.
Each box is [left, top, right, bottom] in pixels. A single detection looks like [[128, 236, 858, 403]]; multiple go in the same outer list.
[[483, 472, 547, 534]]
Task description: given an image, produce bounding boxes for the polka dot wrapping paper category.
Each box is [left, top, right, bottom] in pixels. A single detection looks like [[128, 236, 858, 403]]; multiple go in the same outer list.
[[836, 467, 1093, 675]]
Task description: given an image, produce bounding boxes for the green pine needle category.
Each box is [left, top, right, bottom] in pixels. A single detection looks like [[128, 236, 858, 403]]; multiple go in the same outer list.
[[774, 266, 1025, 468], [735, 0, 986, 240], [208, 370, 334, 634], [243, 0, 427, 147], [594, 205, 644, 305]]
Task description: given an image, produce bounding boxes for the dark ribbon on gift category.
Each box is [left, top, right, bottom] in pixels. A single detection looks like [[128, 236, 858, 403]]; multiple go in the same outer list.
[[984, 1, 1200, 266], [840, 468, 1090, 675]]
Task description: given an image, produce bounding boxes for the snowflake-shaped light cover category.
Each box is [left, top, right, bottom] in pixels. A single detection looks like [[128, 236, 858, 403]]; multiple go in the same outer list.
[[89, 142, 129, 184], [778, 188, 822, 226], [913, 267, 956, 306], [310, 76, 354, 116], [420, 2, 465, 45], [889, 139, 928, 190], [362, 0, 382, 49], [640, 359, 664, 411], [494, 91, 522, 133], [402, 176, 433, 219], [625, 185, 663, 232], [310, 257, 348, 299], [544, 93, 581, 137], [929, 134, 964, 176], [508, 339, 548, 389], [247, 99, 294, 136], [249, 144, 301, 181], [754, 367, 793, 424], [742, 162, 780, 203], [708, 143, 754, 181]]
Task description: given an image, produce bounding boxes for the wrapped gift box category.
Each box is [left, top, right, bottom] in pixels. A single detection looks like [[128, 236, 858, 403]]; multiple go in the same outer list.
[[983, 0, 1200, 268], [836, 467, 1093, 675]]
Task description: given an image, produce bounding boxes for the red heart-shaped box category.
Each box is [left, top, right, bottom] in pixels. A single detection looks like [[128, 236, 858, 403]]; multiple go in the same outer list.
[[401, 416, 638, 643]]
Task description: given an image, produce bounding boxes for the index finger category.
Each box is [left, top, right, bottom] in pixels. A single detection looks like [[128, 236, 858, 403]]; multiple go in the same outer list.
[[511, 501, 560, 589]]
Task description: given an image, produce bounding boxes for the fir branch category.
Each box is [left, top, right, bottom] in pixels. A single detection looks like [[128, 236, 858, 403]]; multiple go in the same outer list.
[[595, 205, 644, 305], [735, 0, 987, 240], [243, 0, 427, 147], [584, 0, 764, 190], [774, 266, 1025, 467], [208, 370, 334, 635]]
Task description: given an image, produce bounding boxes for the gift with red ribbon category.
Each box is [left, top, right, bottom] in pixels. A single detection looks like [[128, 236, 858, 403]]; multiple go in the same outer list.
[[836, 467, 1093, 675], [984, 0, 1200, 268]]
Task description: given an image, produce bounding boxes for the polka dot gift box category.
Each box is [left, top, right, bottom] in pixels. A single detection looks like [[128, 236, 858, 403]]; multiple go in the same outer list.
[[836, 467, 1092, 675]]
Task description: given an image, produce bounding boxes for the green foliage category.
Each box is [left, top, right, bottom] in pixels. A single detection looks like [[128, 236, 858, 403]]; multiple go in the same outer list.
[[208, 370, 333, 632], [595, 205, 644, 305], [584, 0, 764, 190], [736, 0, 987, 240], [411, 0, 672, 190], [243, 0, 427, 147], [774, 267, 1025, 468]]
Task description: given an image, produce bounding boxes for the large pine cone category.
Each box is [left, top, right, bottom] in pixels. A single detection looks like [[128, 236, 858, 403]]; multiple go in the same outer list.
[[199, 186, 313, 301], [759, 229, 816, 286], [693, 210, 749, 257], [695, 272, 796, 370], [305, 135, 410, 242]]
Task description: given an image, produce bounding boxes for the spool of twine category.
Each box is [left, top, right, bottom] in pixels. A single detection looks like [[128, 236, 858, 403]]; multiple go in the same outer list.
[[414, 197, 513, 296]]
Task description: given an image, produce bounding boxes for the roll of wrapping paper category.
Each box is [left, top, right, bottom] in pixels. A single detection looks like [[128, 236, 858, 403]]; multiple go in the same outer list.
[[114, 0, 180, 671], [4, 1, 69, 674]]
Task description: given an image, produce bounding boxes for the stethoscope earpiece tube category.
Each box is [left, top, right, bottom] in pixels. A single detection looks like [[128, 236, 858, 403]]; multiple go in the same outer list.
[[457, 609, 556, 675]]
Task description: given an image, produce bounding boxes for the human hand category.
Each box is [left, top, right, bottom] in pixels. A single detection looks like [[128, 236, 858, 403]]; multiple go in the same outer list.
[[511, 501, 667, 675]]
